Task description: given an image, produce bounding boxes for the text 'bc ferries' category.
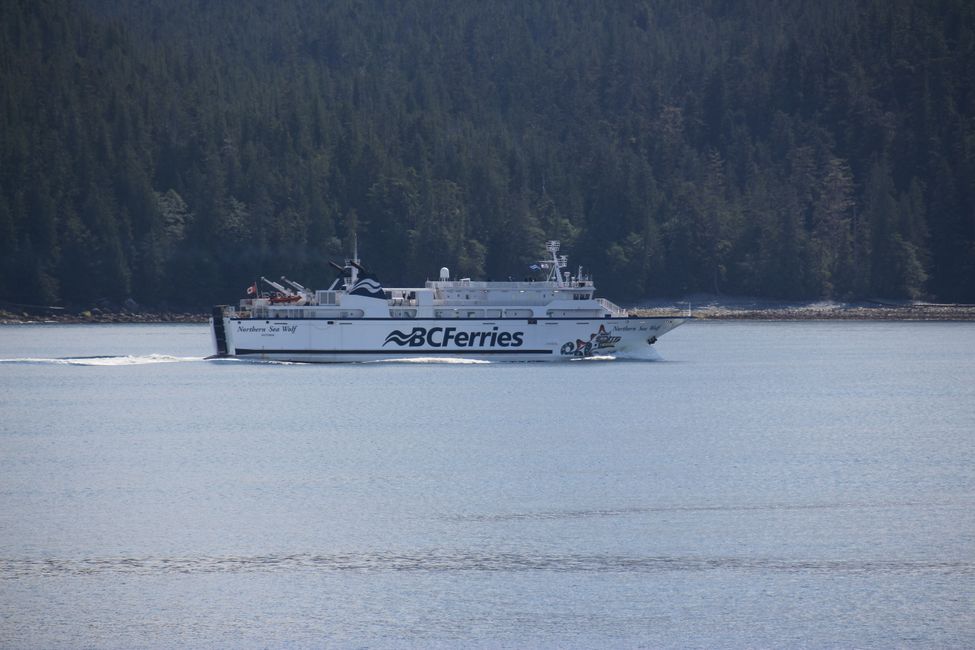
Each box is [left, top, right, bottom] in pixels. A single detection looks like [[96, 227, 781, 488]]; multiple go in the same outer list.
[[210, 241, 689, 362]]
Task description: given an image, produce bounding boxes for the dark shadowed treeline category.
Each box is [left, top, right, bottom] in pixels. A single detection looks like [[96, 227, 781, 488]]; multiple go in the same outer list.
[[1, 0, 973, 308]]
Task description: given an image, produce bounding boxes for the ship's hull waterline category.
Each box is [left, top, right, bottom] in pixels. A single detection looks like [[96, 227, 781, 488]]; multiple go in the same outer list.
[[211, 316, 685, 363]]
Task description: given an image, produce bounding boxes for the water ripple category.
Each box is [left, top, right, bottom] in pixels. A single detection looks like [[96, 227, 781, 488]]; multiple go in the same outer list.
[[446, 500, 966, 522], [3, 551, 972, 579]]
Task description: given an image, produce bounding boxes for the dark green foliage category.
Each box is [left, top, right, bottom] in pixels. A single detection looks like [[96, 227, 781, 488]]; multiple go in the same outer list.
[[1, 0, 973, 307]]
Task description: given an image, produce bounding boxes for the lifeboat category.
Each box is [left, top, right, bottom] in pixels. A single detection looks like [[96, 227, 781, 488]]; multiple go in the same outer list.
[[269, 293, 303, 304]]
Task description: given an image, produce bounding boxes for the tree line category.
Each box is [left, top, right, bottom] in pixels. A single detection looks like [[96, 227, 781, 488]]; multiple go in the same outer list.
[[1, 0, 973, 309]]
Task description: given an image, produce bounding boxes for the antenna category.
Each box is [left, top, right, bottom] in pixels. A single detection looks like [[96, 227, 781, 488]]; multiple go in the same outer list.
[[348, 233, 360, 287], [544, 240, 566, 287]]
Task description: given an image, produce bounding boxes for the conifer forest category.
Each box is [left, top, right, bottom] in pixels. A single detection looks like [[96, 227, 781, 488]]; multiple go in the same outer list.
[[2, 0, 973, 309]]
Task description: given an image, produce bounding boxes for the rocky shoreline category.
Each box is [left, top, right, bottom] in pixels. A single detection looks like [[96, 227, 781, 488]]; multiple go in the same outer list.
[[634, 301, 975, 321], [3, 302, 975, 325], [0, 308, 208, 325]]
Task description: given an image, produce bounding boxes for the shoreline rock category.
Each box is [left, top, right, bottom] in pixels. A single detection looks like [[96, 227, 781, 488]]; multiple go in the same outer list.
[[634, 303, 975, 321], [0, 309, 208, 325], [3, 303, 975, 324]]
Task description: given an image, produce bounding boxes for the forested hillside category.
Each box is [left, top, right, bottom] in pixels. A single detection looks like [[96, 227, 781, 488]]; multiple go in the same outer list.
[[2, 0, 973, 308]]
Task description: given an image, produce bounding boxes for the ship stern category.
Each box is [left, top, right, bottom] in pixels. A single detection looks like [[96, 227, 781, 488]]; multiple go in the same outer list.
[[209, 306, 232, 357]]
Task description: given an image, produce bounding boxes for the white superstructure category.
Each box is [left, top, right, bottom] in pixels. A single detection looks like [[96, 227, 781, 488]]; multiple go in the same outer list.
[[210, 240, 688, 362]]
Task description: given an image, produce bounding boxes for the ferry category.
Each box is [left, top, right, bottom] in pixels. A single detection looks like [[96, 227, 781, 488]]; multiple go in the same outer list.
[[209, 241, 688, 362]]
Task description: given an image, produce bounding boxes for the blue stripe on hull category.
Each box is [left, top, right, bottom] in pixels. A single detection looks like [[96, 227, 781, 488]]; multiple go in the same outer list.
[[235, 348, 553, 355]]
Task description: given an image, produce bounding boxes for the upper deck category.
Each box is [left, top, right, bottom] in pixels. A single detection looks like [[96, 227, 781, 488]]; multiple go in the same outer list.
[[227, 240, 628, 320]]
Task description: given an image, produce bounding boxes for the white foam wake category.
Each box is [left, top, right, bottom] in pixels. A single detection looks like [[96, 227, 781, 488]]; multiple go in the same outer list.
[[0, 354, 203, 366], [610, 348, 663, 361]]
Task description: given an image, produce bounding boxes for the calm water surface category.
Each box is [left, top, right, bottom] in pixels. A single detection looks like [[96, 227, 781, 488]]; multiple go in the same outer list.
[[1, 322, 973, 648]]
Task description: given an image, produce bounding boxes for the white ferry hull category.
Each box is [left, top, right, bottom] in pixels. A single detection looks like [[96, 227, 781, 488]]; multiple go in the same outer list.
[[211, 316, 686, 363]]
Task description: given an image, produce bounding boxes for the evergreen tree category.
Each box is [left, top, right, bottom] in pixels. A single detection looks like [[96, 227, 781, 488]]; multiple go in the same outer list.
[[0, 0, 972, 308]]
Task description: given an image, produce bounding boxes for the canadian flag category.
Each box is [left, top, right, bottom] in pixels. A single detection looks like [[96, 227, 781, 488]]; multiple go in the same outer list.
[[246, 282, 257, 296]]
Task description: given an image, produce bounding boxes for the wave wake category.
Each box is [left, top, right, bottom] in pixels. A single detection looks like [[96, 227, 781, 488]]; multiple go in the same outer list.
[[0, 354, 202, 366]]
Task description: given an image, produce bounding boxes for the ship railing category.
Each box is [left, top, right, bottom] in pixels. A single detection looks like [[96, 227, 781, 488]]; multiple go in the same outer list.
[[596, 297, 628, 316], [426, 280, 559, 290]]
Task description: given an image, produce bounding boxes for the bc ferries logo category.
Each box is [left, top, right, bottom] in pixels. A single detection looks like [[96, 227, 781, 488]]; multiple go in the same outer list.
[[349, 276, 385, 298], [560, 324, 621, 357], [384, 326, 524, 348]]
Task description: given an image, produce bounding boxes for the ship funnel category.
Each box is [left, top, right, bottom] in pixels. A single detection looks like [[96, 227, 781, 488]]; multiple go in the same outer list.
[[439, 267, 450, 281]]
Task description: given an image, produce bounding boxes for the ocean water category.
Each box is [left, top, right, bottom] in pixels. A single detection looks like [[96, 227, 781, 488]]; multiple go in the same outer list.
[[1, 321, 973, 648]]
